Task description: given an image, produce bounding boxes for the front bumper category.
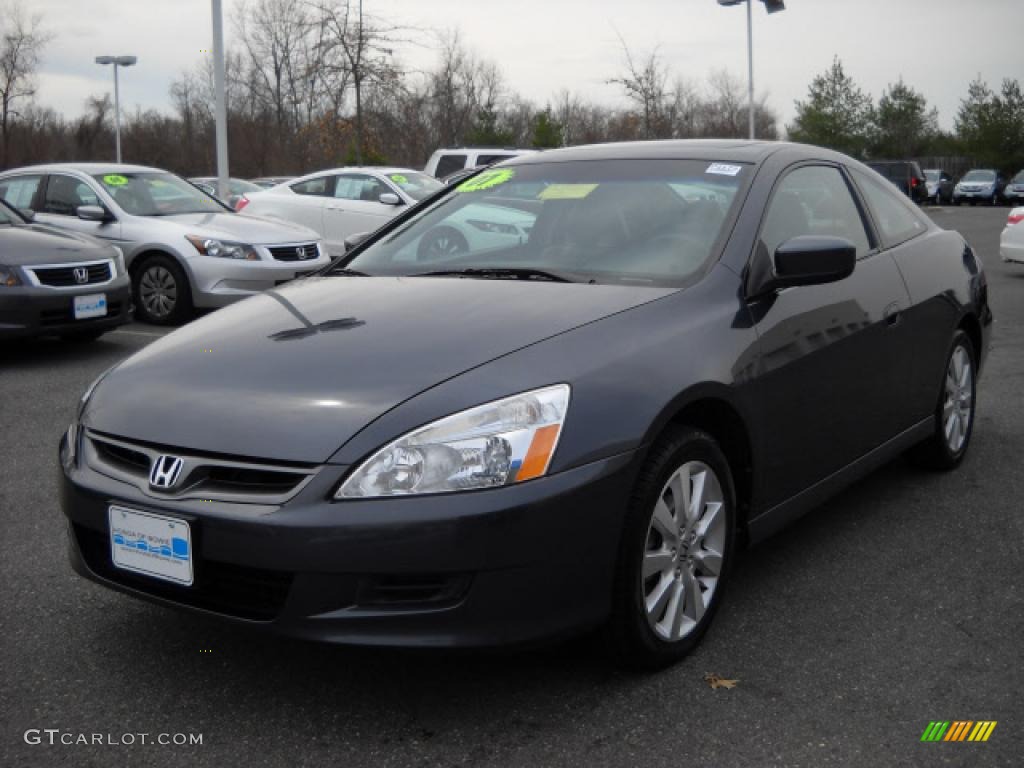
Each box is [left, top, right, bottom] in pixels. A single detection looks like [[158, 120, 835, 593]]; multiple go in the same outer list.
[[0, 276, 131, 339], [953, 188, 996, 201], [185, 252, 330, 309], [59, 436, 640, 647]]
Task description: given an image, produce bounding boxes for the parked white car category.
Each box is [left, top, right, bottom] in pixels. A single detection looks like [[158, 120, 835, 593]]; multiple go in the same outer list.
[[238, 168, 443, 256], [1000, 207, 1024, 264], [0, 164, 328, 324], [424, 147, 538, 179]]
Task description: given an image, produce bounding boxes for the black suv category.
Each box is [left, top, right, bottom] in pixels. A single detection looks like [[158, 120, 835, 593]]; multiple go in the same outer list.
[[866, 161, 928, 204]]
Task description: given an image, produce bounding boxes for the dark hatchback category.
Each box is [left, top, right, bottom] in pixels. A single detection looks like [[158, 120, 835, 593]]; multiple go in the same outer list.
[[0, 201, 131, 341], [61, 141, 991, 668]]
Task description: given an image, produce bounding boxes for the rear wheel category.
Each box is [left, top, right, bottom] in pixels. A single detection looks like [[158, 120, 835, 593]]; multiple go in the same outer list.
[[608, 427, 736, 669], [416, 226, 468, 261], [907, 330, 976, 470], [133, 255, 193, 325]]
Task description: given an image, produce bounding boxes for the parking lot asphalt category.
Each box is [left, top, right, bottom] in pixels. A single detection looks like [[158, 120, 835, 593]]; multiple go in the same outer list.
[[1, 206, 1022, 768]]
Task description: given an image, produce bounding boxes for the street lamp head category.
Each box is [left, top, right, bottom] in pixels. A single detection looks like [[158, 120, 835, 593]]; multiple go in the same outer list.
[[716, 0, 785, 10], [95, 55, 137, 67]]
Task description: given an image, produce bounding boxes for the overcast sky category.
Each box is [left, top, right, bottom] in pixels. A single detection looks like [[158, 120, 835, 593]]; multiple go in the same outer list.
[[34, 0, 1021, 133]]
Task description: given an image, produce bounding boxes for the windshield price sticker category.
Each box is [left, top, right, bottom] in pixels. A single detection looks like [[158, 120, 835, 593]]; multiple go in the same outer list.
[[538, 183, 598, 200], [102, 174, 129, 186], [706, 163, 742, 177], [457, 168, 515, 192], [390, 174, 409, 184]]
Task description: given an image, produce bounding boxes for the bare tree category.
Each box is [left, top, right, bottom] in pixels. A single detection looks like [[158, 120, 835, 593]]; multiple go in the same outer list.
[[0, 0, 52, 166], [607, 34, 669, 139]]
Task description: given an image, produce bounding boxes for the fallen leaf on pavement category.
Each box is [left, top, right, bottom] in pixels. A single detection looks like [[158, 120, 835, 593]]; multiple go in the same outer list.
[[704, 673, 738, 690]]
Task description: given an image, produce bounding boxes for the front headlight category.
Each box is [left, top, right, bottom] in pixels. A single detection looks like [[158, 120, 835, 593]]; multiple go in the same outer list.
[[336, 384, 571, 499], [110, 246, 126, 275], [0, 264, 22, 287], [186, 235, 260, 260]]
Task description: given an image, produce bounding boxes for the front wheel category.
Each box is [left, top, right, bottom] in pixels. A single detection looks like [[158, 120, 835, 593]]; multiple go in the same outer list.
[[416, 226, 469, 262], [907, 330, 977, 470], [608, 427, 736, 669], [133, 255, 193, 325]]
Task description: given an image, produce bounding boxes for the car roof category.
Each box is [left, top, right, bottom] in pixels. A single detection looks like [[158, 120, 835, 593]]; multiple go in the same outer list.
[[500, 139, 802, 167], [0, 162, 167, 175]]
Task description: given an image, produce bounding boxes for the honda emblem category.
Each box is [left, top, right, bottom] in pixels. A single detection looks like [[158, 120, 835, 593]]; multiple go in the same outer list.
[[73, 267, 89, 284], [149, 455, 184, 490]]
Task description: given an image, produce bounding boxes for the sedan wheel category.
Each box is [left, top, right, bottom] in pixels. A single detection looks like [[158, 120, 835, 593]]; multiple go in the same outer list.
[[642, 461, 726, 642], [907, 330, 976, 470], [132, 255, 193, 325], [610, 427, 735, 669], [416, 226, 469, 261]]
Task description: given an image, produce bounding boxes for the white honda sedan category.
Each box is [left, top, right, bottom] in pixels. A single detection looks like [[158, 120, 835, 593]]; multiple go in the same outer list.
[[1000, 207, 1024, 265], [238, 168, 443, 256]]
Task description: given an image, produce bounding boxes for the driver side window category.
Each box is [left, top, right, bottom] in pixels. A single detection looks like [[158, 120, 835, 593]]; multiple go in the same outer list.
[[42, 175, 99, 216], [760, 166, 871, 260]]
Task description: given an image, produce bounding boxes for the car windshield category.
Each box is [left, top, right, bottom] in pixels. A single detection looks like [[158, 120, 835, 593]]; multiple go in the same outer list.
[[1012, 171, 1024, 183], [93, 172, 227, 216], [385, 171, 443, 201], [343, 159, 748, 286], [924, 170, 939, 181], [962, 170, 996, 182]]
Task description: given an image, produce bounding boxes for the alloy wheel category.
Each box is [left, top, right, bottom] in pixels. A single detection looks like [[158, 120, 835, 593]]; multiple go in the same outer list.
[[642, 461, 726, 642], [943, 344, 973, 453], [139, 265, 177, 319]]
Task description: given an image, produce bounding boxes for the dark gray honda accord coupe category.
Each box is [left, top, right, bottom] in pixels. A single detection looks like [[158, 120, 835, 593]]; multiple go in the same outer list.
[[60, 141, 991, 668]]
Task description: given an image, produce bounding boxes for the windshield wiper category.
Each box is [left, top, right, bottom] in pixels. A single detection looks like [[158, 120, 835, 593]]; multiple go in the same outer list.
[[328, 267, 369, 277], [411, 267, 576, 283]]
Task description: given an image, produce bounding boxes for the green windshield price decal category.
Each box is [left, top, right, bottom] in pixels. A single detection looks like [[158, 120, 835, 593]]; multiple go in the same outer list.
[[457, 168, 515, 192], [102, 174, 128, 187], [390, 174, 408, 184]]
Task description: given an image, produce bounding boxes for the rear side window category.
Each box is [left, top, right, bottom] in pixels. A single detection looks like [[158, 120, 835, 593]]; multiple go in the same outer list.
[[0, 175, 42, 209], [851, 169, 928, 248], [476, 154, 514, 166], [291, 176, 333, 196], [759, 165, 871, 259], [434, 154, 466, 178], [41, 175, 99, 215]]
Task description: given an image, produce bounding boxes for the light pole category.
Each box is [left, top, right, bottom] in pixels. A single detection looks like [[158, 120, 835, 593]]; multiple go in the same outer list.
[[716, 0, 784, 139], [211, 0, 229, 202], [94, 55, 137, 163]]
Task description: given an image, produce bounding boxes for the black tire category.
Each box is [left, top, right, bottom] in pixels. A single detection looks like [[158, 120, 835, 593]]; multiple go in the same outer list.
[[416, 226, 469, 262], [608, 427, 737, 670], [60, 329, 105, 343], [132, 254, 193, 325], [906, 330, 977, 471]]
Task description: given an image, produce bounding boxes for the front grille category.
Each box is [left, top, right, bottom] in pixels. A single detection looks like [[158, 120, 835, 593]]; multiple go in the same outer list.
[[31, 261, 112, 287], [40, 301, 122, 326], [84, 430, 317, 504], [74, 524, 292, 621], [268, 243, 319, 262]]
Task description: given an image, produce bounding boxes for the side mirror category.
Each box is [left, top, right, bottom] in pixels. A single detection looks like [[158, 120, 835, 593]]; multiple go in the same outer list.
[[19, 208, 36, 222], [772, 236, 856, 289], [343, 232, 370, 253], [77, 205, 112, 222], [378, 193, 402, 206]]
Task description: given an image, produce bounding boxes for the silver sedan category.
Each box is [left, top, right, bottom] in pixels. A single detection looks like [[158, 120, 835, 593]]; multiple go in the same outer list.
[[0, 163, 328, 324]]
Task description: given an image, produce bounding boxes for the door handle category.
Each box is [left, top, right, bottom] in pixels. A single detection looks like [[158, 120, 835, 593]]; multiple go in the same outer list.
[[884, 302, 903, 327]]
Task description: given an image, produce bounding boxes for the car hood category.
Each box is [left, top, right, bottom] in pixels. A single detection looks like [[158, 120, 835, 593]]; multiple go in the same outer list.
[[85, 276, 675, 463], [0, 223, 111, 266], [151, 211, 319, 244]]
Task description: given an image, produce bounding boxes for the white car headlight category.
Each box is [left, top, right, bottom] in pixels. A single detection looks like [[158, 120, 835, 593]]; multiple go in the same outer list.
[[336, 384, 571, 499], [186, 235, 260, 260], [110, 245, 126, 275]]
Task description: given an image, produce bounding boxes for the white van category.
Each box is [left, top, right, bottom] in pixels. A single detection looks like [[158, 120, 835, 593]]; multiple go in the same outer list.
[[424, 148, 538, 179]]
